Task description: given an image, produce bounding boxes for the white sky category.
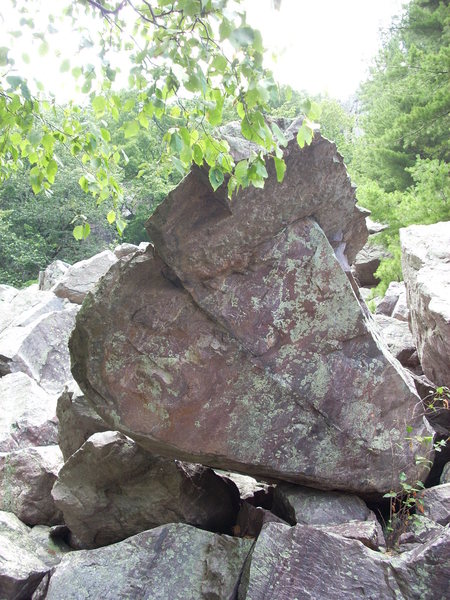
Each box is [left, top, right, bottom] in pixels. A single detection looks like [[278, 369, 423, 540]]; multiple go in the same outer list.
[[0, 0, 408, 102]]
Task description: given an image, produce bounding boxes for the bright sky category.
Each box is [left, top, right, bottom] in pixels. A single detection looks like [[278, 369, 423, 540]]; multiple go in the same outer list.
[[0, 0, 408, 102], [245, 0, 408, 99]]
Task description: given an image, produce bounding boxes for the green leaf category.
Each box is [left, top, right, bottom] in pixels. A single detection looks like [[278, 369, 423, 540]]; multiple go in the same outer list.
[[235, 159, 249, 183], [0, 47, 9, 66], [138, 112, 149, 129], [210, 54, 227, 73], [274, 156, 286, 182], [46, 159, 58, 184], [209, 167, 224, 191], [92, 96, 106, 116], [123, 120, 139, 139], [219, 18, 232, 41], [230, 27, 255, 49], [192, 143, 203, 166], [60, 59, 70, 72], [296, 123, 313, 149], [73, 225, 83, 240], [107, 210, 116, 224], [100, 128, 111, 142], [38, 41, 49, 56]]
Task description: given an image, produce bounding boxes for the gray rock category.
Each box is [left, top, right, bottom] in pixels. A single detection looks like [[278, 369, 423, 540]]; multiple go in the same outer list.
[[38, 260, 70, 291], [113, 243, 139, 259], [0, 445, 63, 526], [0, 511, 49, 600], [52, 431, 240, 548], [0, 284, 65, 336], [313, 519, 385, 551], [272, 483, 373, 526], [215, 471, 270, 502], [0, 373, 58, 452], [52, 249, 118, 304], [366, 217, 388, 235], [28, 525, 72, 566], [239, 521, 450, 600], [420, 483, 450, 526], [56, 380, 109, 461], [353, 235, 391, 287], [401, 222, 450, 386], [392, 289, 409, 322], [373, 314, 418, 366], [441, 462, 450, 484], [376, 281, 407, 318], [0, 306, 79, 394], [234, 503, 288, 538], [398, 515, 446, 548], [71, 225, 427, 495], [43, 523, 253, 600]]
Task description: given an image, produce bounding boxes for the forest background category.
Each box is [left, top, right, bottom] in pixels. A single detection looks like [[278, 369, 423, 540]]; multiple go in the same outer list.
[[0, 0, 448, 294]]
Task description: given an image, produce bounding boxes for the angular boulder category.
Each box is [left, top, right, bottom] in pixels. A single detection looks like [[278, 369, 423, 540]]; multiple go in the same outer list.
[[239, 521, 450, 600], [272, 483, 374, 526], [43, 523, 253, 600], [353, 237, 391, 287], [0, 511, 50, 599], [71, 132, 427, 495], [373, 314, 418, 367], [0, 445, 63, 526], [52, 249, 117, 304], [0, 306, 79, 393], [376, 281, 408, 321], [52, 431, 239, 548], [420, 483, 450, 526], [400, 222, 450, 386], [0, 372, 58, 452], [38, 260, 70, 291], [56, 380, 109, 461]]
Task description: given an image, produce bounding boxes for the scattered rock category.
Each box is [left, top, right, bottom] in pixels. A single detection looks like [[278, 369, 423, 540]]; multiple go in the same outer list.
[[239, 521, 450, 599], [420, 483, 450, 526], [56, 380, 109, 461], [400, 221, 450, 387], [43, 523, 253, 600], [113, 243, 140, 259], [0, 306, 79, 393], [353, 236, 391, 287], [376, 281, 407, 319], [52, 431, 240, 548], [52, 250, 118, 304], [38, 260, 70, 291], [0, 373, 58, 452], [0, 445, 63, 526], [272, 483, 374, 526], [0, 511, 49, 600], [373, 314, 418, 367]]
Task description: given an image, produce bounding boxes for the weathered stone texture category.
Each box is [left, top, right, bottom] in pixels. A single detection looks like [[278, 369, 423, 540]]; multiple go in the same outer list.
[[400, 222, 450, 386], [52, 431, 240, 548], [71, 132, 427, 495], [43, 523, 253, 600]]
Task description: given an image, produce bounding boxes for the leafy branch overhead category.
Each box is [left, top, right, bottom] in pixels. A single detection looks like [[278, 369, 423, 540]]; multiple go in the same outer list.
[[0, 0, 320, 236]]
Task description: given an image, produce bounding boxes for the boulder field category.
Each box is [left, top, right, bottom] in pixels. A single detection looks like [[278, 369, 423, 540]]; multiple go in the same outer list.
[[0, 122, 449, 599]]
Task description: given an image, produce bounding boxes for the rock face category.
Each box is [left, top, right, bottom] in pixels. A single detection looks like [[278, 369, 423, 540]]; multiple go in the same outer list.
[[71, 133, 426, 495], [0, 306, 79, 393], [52, 250, 118, 304], [373, 314, 418, 367], [52, 431, 240, 548], [0, 372, 58, 452], [420, 483, 450, 526], [400, 222, 450, 386], [0, 445, 63, 526], [56, 381, 109, 461], [0, 511, 50, 599], [272, 483, 374, 526], [239, 521, 450, 600], [43, 523, 253, 600]]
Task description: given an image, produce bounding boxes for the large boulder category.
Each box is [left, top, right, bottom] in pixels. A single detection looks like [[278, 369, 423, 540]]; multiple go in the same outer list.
[[373, 314, 418, 368], [38, 260, 70, 291], [0, 306, 79, 393], [238, 521, 450, 599], [51, 250, 118, 304], [376, 281, 408, 321], [71, 132, 428, 495], [400, 222, 450, 386], [420, 483, 450, 526], [0, 372, 58, 452], [43, 523, 253, 600], [52, 431, 239, 548], [0, 445, 63, 526], [353, 236, 391, 287]]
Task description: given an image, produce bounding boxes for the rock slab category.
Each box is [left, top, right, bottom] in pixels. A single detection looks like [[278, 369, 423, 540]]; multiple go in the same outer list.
[[400, 222, 450, 386]]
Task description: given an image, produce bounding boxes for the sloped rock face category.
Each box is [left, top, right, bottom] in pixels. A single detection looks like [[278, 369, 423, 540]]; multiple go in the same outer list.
[[43, 523, 253, 600], [0, 372, 58, 452], [238, 522, 450, 600], [400, 222, 450, 386], [0, 305, 79, 394], [52, 250, 118, 304], [0, 445, 63, 526], [0, 511, 50, 599], [71, 133, 427, 495], [52, 431, 240, 548]]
